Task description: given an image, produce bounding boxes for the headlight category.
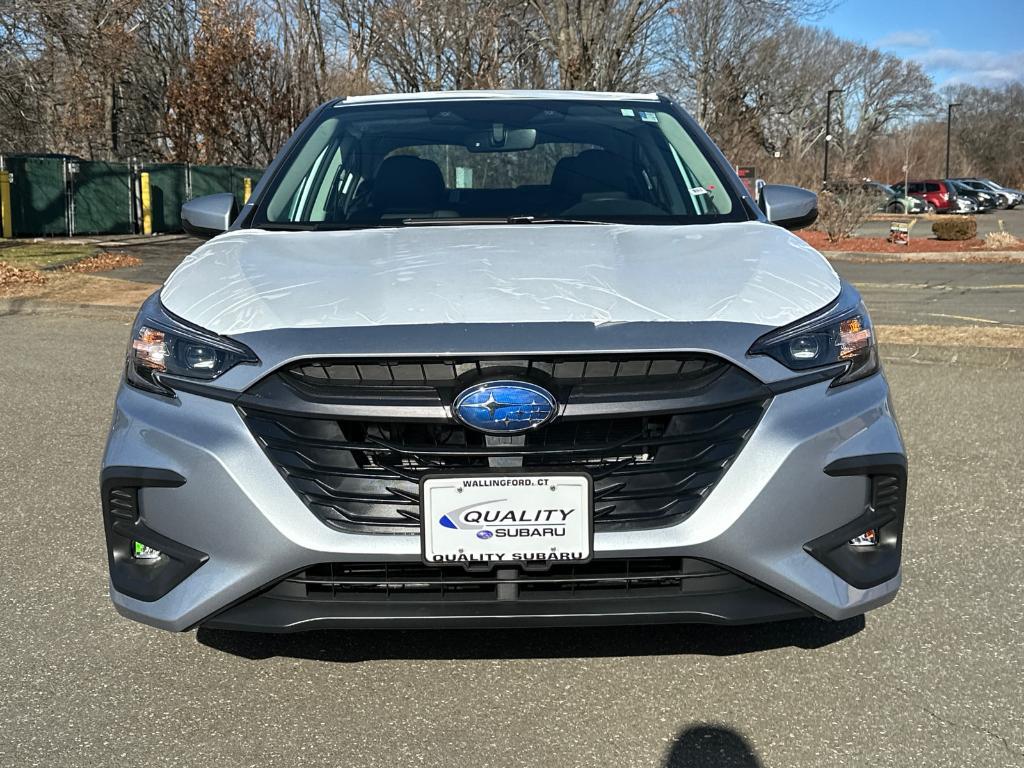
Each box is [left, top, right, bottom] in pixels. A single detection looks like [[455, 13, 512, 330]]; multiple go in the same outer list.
[[126, 292, 258, 396], [748, 284, 878, 387]]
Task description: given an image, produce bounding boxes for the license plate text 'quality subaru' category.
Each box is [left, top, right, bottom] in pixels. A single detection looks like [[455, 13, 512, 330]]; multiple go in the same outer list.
[[421, 473, 593, 565]]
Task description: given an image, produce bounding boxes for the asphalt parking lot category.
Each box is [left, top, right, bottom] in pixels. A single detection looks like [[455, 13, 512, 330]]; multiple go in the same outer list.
[[1, 298, 1022, 766], [838, 260, 1024, 326]]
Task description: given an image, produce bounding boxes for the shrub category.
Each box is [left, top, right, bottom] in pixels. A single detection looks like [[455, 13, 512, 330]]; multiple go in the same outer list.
[[931, 217, 977, 241], [815, 188, 877, 244]]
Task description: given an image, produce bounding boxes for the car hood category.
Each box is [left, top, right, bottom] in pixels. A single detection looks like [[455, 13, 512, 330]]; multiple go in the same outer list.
[[160, 222, 840, 336]]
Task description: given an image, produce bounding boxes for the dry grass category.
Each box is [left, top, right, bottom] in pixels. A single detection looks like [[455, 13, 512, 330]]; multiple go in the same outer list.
[[0, 271, 157, 306], [0, 241, 95, 269], [877, 323, 1024, 349], [1, 243, 148, 302], [983, 219, 1021, 250]]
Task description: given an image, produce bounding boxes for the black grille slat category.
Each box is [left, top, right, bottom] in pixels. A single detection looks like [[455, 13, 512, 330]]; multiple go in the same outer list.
[[269, 558, 755, 604], [107, 488, 139, 520], [288, 354, 725, 390]]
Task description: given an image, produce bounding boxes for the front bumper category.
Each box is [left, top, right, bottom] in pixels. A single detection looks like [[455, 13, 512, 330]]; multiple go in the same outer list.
[[102, 371, 905, 632]]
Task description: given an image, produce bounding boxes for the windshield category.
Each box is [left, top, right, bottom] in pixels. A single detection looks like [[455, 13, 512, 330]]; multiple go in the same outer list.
[[251, 99, 745, 229]]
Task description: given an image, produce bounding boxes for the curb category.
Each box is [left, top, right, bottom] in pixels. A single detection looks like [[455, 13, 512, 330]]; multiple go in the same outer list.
[[825, 250, 1024, 263], [880, 343, 1024, 368]]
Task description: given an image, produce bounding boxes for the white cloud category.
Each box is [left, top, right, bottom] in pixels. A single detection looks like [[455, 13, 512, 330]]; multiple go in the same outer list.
[[910, 48, 1024, 86], [876, 30, 934, 49]]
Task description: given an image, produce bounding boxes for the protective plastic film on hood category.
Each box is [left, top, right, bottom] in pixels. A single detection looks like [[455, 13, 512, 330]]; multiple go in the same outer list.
[[160, 222, 840, 337]]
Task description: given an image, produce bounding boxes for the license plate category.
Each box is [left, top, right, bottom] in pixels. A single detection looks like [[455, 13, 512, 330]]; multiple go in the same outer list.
[[420, 472, 592, 566]]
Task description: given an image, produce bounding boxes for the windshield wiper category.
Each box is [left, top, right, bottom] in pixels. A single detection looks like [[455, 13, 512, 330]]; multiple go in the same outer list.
[[254, 221, 388, 232], [398, 216, 610, 227], [257, 222, 315, 231], [313, 221, 395, 231], [506, 216, 610, 225]]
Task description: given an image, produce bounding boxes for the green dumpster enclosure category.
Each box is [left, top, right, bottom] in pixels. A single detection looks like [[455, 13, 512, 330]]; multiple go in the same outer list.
[[72, 160, 133, 235], [143, 163, 189, 233], [3, 156, 69, 237], [0, 154, 263, 237]]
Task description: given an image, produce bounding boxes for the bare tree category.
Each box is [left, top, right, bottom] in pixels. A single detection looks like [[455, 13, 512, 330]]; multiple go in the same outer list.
[[664, 0, 834, 130], [668, 12, 934, 185], [0, 0, 146, 158], [528, 0, 669, 90], [945, 82, 1024, 186], [266, 0, 332, 125], [328, 0, 552, 92]]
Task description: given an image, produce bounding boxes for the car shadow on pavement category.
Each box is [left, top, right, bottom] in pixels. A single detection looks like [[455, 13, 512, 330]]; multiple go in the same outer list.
[[195, 615, 864, 662], [663, 724, 763, 767]]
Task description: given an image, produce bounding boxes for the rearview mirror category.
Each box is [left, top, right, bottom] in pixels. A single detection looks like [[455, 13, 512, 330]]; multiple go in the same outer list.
[[758, 184, 818, 230], [466, 125, 537, 153], [181, 193, 237, 239]]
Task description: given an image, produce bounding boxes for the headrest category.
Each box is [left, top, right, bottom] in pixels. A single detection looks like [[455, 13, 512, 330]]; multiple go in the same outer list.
[[372, 155, 445, 210]]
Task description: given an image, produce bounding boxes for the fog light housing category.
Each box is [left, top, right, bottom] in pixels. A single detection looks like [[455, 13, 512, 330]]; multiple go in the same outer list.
[[848, 528, 879, 547], [102, 467, 208, 602], [132, 541, 162, 561]]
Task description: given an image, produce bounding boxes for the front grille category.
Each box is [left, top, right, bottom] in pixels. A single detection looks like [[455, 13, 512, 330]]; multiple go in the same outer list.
[[265, 558, 754, 603], [288, 354, 726, 390], [239, 354, 770, 533]]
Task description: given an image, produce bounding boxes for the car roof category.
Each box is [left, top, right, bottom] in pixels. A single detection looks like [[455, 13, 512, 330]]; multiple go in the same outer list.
[[340, 89, 661, 105]]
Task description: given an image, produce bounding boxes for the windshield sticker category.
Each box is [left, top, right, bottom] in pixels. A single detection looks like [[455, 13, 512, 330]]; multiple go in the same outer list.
[[689, 186, 709, 196], [620, 108, 635, 117], [638, 111, 659, 122]]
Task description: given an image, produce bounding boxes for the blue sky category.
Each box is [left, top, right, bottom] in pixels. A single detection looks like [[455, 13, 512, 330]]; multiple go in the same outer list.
[[814, 0, 1024, 87]]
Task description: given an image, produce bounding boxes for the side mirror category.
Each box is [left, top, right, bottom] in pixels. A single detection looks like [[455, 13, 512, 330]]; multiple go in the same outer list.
[[181, 193, 237, 239], [757, 183, 818, 230]]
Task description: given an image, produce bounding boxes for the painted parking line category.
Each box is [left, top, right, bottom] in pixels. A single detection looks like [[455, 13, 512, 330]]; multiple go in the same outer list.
[[926, 313, 1002, 324]]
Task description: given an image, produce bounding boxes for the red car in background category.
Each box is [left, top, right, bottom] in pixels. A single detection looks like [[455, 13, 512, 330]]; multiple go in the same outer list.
[[891, 179, 957, 212]]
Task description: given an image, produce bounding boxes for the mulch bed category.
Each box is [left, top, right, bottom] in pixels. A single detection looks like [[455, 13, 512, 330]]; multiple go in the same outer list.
[[61, 251, 143, 273], [797, 230, 1024, 253]]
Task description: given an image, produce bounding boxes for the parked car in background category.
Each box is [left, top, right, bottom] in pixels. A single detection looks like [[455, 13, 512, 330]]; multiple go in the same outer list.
[[907, 194, 935, 213], [892, 179, 958, 213], [862, 180, 926, 214], [827, 179, 924, 214], [953, 196, 979, 214], [955, 178, 1021, 209], [949, 180, 996, 213]]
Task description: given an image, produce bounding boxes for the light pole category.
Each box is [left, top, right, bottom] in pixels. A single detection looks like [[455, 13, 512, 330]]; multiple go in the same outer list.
[[945, 102, 961, 179], [823, 88, 843, 187]]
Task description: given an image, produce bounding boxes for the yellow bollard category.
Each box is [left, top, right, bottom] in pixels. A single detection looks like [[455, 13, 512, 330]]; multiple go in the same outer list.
[[140, 171, 153, 235], [0, 170, 12, 238], [243, 177, 252, 203]]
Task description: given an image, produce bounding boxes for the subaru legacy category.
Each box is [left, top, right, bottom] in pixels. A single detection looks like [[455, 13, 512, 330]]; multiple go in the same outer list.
[[102, 91, 906, 632]]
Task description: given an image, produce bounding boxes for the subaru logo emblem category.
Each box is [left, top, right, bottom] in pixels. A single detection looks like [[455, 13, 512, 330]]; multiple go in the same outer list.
[[453, 380, 557, 434]]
